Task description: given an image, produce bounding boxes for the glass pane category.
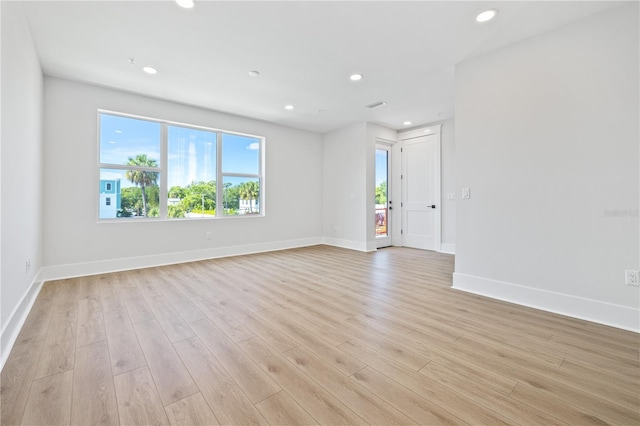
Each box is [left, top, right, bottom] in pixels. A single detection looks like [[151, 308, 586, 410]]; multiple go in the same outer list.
[[222, 176, 260, 216], [222, 133, 260, 175], [375, 149, 388, 237], [99, 168, 160, 219], [167, 126, 217, 219], [99, 114, 161, 166]]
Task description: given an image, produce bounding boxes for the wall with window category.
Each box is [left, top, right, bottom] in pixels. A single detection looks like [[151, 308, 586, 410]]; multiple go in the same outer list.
[[453, 4, 639, 331], [1, 1, 44, 366], [42, 77, 323, 278]]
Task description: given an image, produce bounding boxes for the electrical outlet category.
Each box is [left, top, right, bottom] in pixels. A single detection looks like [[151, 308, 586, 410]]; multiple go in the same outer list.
[[625, 270, 639, 286], [205, 232, 212, 240], [25, 258, 31, 273]]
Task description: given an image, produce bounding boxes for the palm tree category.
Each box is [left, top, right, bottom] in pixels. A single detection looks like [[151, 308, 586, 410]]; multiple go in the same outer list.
[[125, 154, 158, 217], [238, 181, 259, 213]]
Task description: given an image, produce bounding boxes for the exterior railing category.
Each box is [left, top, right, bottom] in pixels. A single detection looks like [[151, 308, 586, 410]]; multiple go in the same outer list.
[[375, 207, 387, 236]]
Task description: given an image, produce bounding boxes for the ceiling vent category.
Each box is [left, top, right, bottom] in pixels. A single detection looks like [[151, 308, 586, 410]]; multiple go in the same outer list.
[[364, 101, 387, 109]]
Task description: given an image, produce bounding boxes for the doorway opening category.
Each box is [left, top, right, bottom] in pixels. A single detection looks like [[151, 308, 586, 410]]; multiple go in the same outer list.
[[375, 144, 392, 248]]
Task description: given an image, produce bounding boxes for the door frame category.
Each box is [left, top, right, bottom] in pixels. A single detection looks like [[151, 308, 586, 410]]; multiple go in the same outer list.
[[375, 142, 393, 248], [398, 125, 441, 252]]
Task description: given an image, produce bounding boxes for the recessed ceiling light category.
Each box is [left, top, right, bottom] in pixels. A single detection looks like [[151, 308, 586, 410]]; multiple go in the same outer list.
[[284, 105, 295, 110], [109, 141, 116, 144], [403, 121, 412, 126], [476, 9, 497, 23], [115, 130, 122, 134], [350, 74, 363, 81], [248, 70, 260, 77], [176, 0, 195, 9], [142, 66, 158, 74]]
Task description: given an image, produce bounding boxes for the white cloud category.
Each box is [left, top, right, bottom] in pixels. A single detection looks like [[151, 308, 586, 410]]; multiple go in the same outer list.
[[247, 142, 260, 150]]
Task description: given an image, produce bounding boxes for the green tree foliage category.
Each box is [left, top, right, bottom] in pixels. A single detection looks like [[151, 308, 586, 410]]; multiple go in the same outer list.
[[125, 154, 159, 217], [167, 180, 259, 217], [375, 181, 387, 205], [168, 204, 186, 218], [168, 186, 186, 199], [120, 184, 159, 217], [181, 181, 216, 212], [223, 183, 239, 212], [121, 187, 141, 213], [238, 181, 259, 213]]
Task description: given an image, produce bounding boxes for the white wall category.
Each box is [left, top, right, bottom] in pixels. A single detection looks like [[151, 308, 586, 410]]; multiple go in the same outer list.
[[1, 1, 45, 367], [439, 120, 455, 251], [453, 4, 639, 331], [42, 78, 323, 278], [322, 123, 368, 251]]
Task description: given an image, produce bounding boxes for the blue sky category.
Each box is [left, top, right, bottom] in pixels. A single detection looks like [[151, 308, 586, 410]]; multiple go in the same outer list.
[[100, 114, 260, 188], [375, 148, 388, 187]]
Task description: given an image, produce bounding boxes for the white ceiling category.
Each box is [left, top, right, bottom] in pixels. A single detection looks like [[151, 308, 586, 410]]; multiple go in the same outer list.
[[21, 0, 622, 134]]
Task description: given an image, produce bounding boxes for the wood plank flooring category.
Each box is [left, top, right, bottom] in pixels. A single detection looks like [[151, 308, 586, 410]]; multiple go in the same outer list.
[[2, 245, 639, 425]]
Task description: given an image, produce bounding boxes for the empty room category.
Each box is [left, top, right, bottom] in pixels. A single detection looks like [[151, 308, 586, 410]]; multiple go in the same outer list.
[[1, 1, 638, 425]]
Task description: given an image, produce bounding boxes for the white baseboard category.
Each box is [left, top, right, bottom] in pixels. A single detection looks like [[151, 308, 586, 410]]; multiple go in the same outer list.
[[322, 237, 370, 252], [39, 237, 323, 282], [440, 243, 456, 254], [452, 272, 640, 333], [1, 272, 44, 371]]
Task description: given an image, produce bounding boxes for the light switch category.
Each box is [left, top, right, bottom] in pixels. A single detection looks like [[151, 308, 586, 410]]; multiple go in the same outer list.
[[461, 187, 470, 199]]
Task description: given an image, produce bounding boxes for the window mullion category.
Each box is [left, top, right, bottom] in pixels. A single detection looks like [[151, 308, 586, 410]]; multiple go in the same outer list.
[[221, 172, 261, 179], [216, 131, 223, 217], [160, 122, 168, 219]]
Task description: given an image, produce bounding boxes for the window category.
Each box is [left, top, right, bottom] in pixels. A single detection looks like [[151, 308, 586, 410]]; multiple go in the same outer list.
[[106, 197, 111, 206], [99, 113, 161, 219], [167, 125, 217, 218], [221, 133, 261, 216], [98, 111, 264, 220]]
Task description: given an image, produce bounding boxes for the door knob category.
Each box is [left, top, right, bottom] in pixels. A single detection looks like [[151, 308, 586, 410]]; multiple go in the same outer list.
[[430, 205, 436, 209]]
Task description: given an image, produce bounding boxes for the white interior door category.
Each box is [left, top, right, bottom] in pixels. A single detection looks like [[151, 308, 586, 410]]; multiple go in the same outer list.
[[375, 145, 392, 248], [401, 133, 440, 251]]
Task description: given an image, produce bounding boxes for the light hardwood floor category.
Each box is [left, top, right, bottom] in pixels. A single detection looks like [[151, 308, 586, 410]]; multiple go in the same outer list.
[[1, 245, 638, 425]]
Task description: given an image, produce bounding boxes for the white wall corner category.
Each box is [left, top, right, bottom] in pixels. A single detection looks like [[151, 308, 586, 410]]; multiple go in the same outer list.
[[366, 241, 378, 252], [440, 243, 456, 254], [452, 273, 640, 333], [322, 237, 370, 252], [1, 272, 44, 371]]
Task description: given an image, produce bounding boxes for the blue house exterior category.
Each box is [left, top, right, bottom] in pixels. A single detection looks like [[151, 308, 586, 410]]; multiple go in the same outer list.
[[99, 179, 121, 218]]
